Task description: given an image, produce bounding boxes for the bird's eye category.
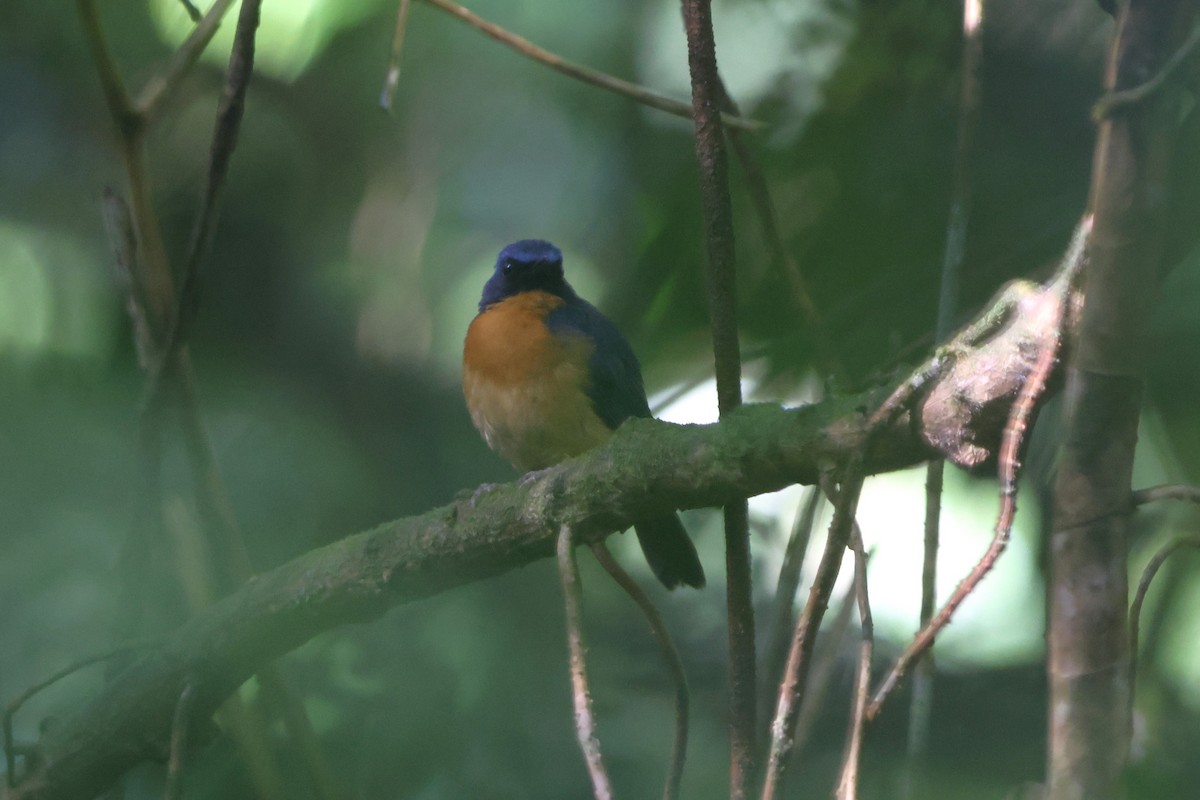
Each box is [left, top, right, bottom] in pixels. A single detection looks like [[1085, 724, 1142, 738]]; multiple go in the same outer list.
[[502, 260, 514, 275]]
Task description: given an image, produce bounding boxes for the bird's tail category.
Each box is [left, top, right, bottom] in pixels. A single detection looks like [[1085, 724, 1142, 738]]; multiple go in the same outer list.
[[634, 515, 705, 590]]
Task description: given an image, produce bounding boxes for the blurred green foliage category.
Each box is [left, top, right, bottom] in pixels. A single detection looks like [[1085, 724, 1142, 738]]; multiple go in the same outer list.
[[3, 0, 1200, 798]]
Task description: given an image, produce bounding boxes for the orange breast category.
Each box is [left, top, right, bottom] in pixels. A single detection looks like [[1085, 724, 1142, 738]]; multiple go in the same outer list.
[[463, 292, 611, 471]]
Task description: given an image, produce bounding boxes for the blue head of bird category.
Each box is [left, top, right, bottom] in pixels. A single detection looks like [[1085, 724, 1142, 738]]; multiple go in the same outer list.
[[479, 239, 574, 310]]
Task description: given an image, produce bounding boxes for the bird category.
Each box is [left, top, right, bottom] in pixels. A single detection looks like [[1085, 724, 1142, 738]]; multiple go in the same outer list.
[[462, 239, 705, 589]]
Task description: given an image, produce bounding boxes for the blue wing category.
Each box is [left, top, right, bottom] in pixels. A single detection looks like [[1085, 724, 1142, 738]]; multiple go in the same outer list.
[[546, 297, 651, 429]]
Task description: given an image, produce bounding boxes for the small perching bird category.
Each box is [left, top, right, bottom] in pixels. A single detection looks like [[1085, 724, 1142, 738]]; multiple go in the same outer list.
[[462, 240, 705, 589]]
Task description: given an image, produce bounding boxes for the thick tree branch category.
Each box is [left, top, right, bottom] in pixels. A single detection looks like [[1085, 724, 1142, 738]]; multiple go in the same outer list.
[[7, 393, 925, 800], [1046, 0, 1198, 797]]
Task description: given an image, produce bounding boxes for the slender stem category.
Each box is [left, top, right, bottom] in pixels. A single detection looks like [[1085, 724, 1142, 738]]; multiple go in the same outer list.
[[1131, 483, 1200, 507], [901, 460, 942, 800], [788, 580, 858, 761], [761, 462, 865, 800], [591, 544, 688, 800], [679, 1, 756, 793], [4, 644, 151, 787], [558, 526, 613, 800], [714, 79, 846, 384], [1128, 537, 1200, 711], [144, 0, 262, 412], [380, 0, 415, 111], [835, 529, 873, 800], [906, 1, 984, 777], [137, 0, 239, 122], [164, 682, 197, 800], [1092, 21, 1200, 120], [760, 489, 822, 725]]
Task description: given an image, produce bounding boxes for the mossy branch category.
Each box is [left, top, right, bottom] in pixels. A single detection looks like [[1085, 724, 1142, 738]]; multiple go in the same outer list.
[[7, 392, 925, 800]]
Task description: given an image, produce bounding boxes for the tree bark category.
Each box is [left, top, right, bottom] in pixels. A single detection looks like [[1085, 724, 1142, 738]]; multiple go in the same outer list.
[[1046, 1, 1197, 797]]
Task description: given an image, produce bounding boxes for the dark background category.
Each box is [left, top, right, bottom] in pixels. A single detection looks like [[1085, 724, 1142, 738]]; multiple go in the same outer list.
[[3, 0, 1200, 797]]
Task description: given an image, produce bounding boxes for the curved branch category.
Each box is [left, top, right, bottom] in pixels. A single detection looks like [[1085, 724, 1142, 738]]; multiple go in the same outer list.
[[9, 394, 923, 800]]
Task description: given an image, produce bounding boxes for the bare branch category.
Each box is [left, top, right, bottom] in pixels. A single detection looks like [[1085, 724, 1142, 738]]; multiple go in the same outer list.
[[380, 0, 415, 111], [1048, 1, 1197, 793], [835, 529, 873, 800], [143, 0, 262, 412], [680, 0, 755, 792], [1092, 22, 1200, 120], [137, 0, 239, 122], [591, 544, 689, 800], [867, 216, 1092, 721], [416, 0, 762, 131], [761, 459, 865, 800], [176, 0, 202, 23], [10, 395, 927, 800], [558, 526, 612, 800], [1129, 536, 1200, 691], [1132, 484, 1200, 507], [3, 644, 150, 788], [163, 682, 197, 800], [760, 489, 822, 725]]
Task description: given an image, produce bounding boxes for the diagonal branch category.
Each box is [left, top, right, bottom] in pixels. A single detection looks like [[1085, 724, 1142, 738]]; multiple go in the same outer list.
[[414, 0, 761, 131], [9, 393, 924, 800]]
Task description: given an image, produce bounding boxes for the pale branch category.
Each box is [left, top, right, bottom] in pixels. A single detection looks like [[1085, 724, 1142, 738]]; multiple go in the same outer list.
[[835, 528, 873, 800], [1131, 483, 1200, 507], [590, 544, 689, 800], [380, 0, 414, 111], [761, 460, 865, 800], [137, 0, 238, 123], [558, 526, 612, 800], [163, 682, 196, 800]]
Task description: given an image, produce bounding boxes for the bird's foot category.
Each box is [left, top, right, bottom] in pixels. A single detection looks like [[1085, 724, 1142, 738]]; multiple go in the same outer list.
[[518, 467, 555, 487], [457, 482, 502, 507]]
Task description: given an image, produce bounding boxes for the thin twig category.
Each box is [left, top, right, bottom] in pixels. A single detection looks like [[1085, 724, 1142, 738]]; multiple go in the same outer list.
[[591, 544, 688, 800], [788, 580, 858, 761], [83, 5, 339, 797], [835, 528, 874, 800], [164, 682, 197, 800], [680, 1, 755, 793], [934, 0, 984, 345], [1092, 22, 1200, 120], [4, 644, 150, 787], [760, 489, 822, 725], [102, 188, 153, 369], [143, 0, 262, 412], [903, 459, 942, 798], [1132, 484, 1200, 507], [137, 0, 239, 122], [76, 0, 140, 135], [713, 80, 846, 384], [1129, 536, 1200, 689], [380, 0, 414, 111], [868, 217, 1092, 722], [176, 0, 202, 23], [761, 460, 865, 800], [416, 0, 761, 131], [557, 525, 613, 800], [907, 0, 984, 782]]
